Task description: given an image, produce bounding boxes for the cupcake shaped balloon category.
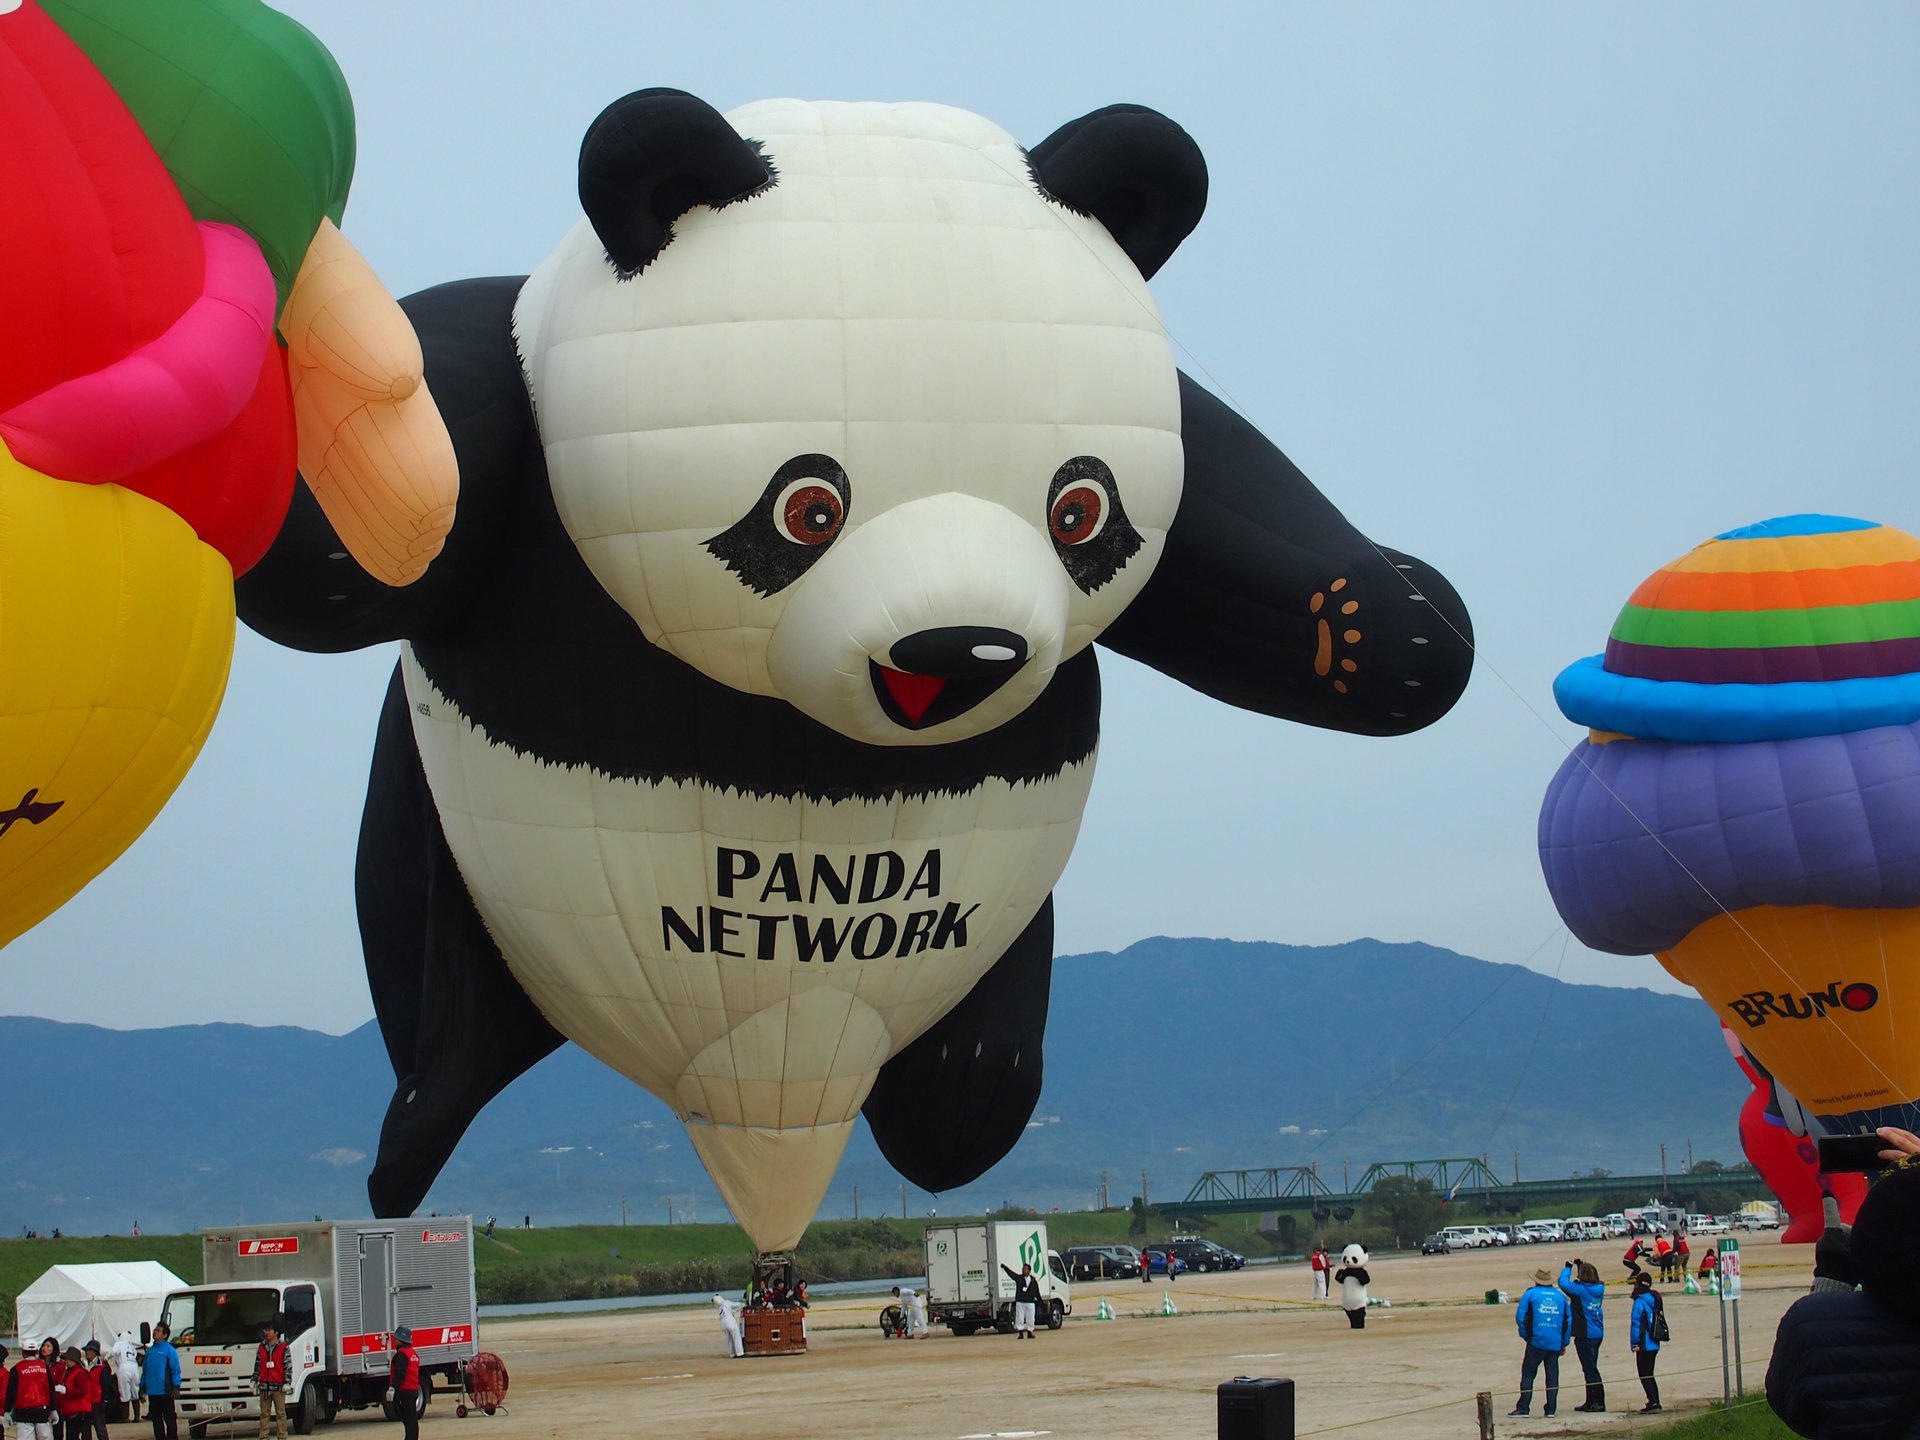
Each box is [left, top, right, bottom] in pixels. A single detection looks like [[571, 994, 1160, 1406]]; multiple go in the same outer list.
[[1539, 514, 1920, 1136]]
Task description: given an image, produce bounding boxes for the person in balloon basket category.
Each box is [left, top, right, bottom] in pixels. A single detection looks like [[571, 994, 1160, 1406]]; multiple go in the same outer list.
[[383, 1329, 420, 1440], [251, 1322, 290, 1440], [1001, 1263, 1043, 1339], [1628, 1273, 1665, 1413], [1767, 1126, 1920, 1439], [1557, 1259, 1608, 1412], [140, 1323, 181, 1440], [1509, 1268, 1570, 1418], [55, 1347, 97, 1440], [6, 1337, 59, 1440]]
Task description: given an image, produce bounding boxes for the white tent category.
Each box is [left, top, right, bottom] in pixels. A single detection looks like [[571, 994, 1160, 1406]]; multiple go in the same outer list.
[[16, 1263, 186, 1351]]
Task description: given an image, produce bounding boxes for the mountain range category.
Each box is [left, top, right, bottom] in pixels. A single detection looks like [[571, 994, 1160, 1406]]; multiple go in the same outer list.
[[0, 937, 1746, 1235]]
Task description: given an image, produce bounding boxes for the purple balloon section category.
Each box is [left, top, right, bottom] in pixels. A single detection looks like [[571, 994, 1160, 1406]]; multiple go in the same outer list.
[[1538, 721, 1920, 954]]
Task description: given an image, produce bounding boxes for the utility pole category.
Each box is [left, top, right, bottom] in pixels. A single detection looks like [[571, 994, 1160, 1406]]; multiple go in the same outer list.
[[1514, 1151, 1520, 1184], [1141, 1169, 1150, 1211], [1687, 1139, 1694, 1174], [1097, 1170, 1110, 1210], [1342, 1160, 1350, 1193], [901, 1184, 907, 1219], [853, 1186, 860, 1220], [620, 1196, 627, 1227], [1660, 1142, 1669, 1194], [666, 1197, 675, 1225]]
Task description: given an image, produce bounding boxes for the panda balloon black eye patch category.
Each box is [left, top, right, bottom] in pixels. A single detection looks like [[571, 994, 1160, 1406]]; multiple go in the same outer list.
[[1047, 456, 1141, 594], [705, 453, 850, 595]]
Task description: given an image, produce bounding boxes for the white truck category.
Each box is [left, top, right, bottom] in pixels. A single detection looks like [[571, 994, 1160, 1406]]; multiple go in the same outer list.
[[160, 1217, 479, 1436], [923, 1221, 1072, 1336]]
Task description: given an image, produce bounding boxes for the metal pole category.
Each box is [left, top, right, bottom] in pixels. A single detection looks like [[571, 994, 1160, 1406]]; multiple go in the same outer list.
[[1732, 1295, 1744, 1398], [1718, 1270, 1731, 1407]]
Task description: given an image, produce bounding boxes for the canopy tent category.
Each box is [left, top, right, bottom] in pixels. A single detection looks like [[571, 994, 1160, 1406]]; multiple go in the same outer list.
[[15, 1262, 185, 1350]]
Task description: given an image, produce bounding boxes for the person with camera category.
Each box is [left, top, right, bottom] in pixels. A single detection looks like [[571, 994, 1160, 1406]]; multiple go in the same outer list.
[[1767, 1125, 1920, 1438], [1509, 1267, 1571, 1418], [1558, 1258, 1608, 1412]]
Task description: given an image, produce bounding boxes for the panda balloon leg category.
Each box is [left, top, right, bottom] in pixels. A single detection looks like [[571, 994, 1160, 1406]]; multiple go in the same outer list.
[[863, 898, 1054, 1191], [358, 664, 566, 1216]]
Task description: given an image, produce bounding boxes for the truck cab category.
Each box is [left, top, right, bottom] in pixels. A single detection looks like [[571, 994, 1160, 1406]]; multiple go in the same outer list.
[[163, 1282, 330, 1436]]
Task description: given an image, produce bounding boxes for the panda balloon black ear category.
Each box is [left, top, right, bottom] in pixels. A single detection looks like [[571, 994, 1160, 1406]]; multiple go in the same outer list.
[[1027, 104, 1208, 279], [578, 88, 775, 278]]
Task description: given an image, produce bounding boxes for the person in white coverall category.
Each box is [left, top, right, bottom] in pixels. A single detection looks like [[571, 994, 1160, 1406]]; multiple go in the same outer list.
[[712, 1295, 744, 1358]]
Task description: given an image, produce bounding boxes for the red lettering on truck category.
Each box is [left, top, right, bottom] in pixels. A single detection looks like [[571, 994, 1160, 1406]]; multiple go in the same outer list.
[[420, 1229, 463, 1244], [238, 1238, 300, 1256]]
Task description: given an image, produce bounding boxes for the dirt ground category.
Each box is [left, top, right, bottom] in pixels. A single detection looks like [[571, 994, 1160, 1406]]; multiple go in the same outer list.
[[349, 1235, 1808, 1439]]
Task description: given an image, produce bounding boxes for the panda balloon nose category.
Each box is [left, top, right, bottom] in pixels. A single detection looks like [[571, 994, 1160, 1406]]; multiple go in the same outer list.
[[873, 626, 1030, 729]]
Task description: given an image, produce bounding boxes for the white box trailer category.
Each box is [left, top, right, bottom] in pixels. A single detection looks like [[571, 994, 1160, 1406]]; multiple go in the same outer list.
[[923, 1221, 1071, 1336], [162, 1217, 478, 1435]]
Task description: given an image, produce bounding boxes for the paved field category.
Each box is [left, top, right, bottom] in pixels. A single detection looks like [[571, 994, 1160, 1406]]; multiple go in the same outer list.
[[353, 1234, 1809, 1439]]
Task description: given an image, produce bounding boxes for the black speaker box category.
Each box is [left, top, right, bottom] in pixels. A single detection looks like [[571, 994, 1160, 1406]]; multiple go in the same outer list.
[[1218, 1376, 1295, 1440]]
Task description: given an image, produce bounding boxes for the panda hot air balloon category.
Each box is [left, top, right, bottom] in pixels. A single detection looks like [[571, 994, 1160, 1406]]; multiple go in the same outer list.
[[240, 91, 1475, 1252], [1540, 514, 1920, 1139]]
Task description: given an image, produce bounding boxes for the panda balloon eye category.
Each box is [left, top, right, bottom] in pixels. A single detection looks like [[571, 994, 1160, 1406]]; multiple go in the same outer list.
[[777, 480, 844, 546], [1046, 456, 1142, 595], [1049, 485, 1106, 546], [706, 454, 851, 595]]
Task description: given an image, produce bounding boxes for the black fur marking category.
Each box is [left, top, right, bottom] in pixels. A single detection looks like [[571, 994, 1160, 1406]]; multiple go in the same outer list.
[[1027, 105, 1207, 280], [705, 453, 850, 595], [1047, 455, 1142, 594]]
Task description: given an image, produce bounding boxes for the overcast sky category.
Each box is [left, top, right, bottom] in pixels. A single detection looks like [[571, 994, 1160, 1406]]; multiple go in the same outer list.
[[6, 0, 1917, 1035]]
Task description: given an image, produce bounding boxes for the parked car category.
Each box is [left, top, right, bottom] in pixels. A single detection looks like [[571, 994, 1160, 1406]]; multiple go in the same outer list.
[[1687, 1214, 1730, 1235], [1420, 1231, 1454, 1255], [1489, 1224, 1524, 1247], [1604, 1214, 1629, 1236], [1522, 1219, 1565, 1243], [1063, 1245, 1139, 1280], [1563, 1216, 1609, 1242], [1166, 1238, 1245, 1273], [1441, 1225, 1499, 1249], [1139, 1247, 1188, 1277]]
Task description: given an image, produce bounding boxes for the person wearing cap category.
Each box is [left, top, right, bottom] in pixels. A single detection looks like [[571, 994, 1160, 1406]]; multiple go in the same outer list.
[[80, 1342, 110, 1440], [7, 1338, 58, 1440], [54, 1346, 98, 1440], [1510, 1266, 1570, 1419], [251, 1323, 291, 1440], [383, 1328, 419, 1440], [1628, 1272, 1664, 1413]]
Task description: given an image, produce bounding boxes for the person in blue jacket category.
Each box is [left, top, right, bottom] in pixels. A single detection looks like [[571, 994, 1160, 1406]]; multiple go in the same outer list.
[[1510, 1267, 1571, 1418], [1628, 1272, 1663, 1413], [141, 1322, 182, 1440], [1558, 1259, 1608, 1412]]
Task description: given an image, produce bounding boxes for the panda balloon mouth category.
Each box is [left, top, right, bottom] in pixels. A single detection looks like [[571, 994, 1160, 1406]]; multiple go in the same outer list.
[[869, 627, 1030, 730]]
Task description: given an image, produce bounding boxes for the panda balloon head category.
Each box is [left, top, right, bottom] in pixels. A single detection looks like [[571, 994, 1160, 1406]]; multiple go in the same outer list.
[[1341, 1242, 1368, 1268], [513, 91, 1203, 747]]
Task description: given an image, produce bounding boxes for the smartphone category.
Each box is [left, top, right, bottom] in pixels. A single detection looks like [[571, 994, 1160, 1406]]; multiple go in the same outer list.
[[1816, 1133, 1890, 1174]]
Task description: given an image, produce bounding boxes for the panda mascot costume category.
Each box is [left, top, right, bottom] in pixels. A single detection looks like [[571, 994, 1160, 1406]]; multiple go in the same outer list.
[[1334, 1243, 1372, 1329], [238, 90, 1473, 1243]]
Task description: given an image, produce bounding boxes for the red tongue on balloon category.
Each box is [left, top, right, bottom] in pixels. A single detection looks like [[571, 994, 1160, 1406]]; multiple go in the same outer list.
[[881, 669, 946, 724]]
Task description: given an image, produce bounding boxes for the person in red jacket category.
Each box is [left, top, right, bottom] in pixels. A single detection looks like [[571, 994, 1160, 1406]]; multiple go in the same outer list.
[[8, 1336, 61, 1440], [56, 1345, 99, 1440], [252, 1322, 291, 1440], [384, 1328, 419, 1440], [82, 1341, 112, 1440]]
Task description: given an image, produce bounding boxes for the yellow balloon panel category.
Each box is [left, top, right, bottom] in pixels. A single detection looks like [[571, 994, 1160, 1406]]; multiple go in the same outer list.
[[1660, 904, 1920, 1121], [0, 451, 235, 947]]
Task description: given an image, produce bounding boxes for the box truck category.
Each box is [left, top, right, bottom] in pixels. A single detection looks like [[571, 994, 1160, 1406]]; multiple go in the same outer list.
[[923, 1221, 1071, 1336], [160, 1217, 479, 1435]]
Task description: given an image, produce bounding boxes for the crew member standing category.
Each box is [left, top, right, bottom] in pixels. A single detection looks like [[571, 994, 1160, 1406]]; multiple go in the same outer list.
[[1001, 1263, 1042, 1340], [56, 1346, 97, 1440], [252, 1323, 290, 1440], [383, 1329, 419, 1440], [82, 1342, 111, 1440], [712, 1296, 744, 1358], [141, 1324, 181, 1440], [1311, 1246, 1329, 1300], [7, 1337, 58, 1440]]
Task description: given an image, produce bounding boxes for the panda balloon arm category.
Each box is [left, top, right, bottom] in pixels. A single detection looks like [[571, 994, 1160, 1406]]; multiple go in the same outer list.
[[863, 898, 1054, 1192], [357, 664, 564, 1218], [1097, 374, 1473, 736], [237, 276, 537, 653]]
